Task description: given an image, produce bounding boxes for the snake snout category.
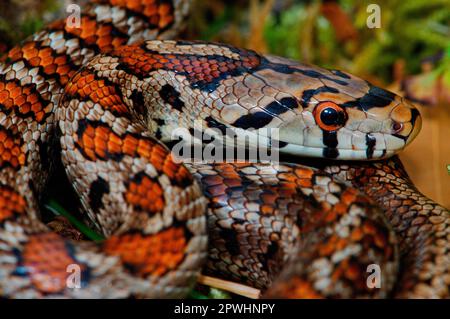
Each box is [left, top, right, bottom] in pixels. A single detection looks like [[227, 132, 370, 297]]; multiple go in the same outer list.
[[390, 100, 422, 146]]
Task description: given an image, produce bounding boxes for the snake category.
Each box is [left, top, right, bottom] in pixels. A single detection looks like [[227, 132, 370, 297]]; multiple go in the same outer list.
[[0, 0, 448, 299]]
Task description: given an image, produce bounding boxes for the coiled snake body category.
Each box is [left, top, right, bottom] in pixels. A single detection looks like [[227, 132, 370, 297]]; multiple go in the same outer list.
[[0, 0, 448, 298]]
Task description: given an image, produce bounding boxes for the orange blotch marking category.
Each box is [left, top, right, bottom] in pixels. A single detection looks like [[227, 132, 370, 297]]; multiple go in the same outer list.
[[261, 192, 278, 204], [0, 80, 49, 123], [114, 43, 260, 85], [77, 122, 192, 187], [22, 233, 81, 294], [4, 45, 25, 63], [66, 70, 127, 115], [373, 231, 387, 248], [269, 277, 323, 299], [278, 172, 297, 182], [335, 238, 348, 250], [323, 208, 337, 223], [362, 221, 377, 236], [278, 185, 297, 198], [331, 262, 346, 282], [350, 227, 364, 241], [64, 16, 126, 53], [20, 44, 75, 83], [340, 188, 358, 206], [318, 235, 338, 256], [223, 178, 241, 188], [297, 178, 313, 188], [0, 186, 26, 222], [294, 167, 314, 178], [126, 174, 165, 213], [109, 0, 175, 28], [21, 43, 39, 64], [0, 127, 26, 169], [158, 3, 175, 29], [345, 263, 362, 281], [260, 204, 274, 215], [202, 175, 224, 187], [104, 227, 187, 277], [206, 183, 227, 197]]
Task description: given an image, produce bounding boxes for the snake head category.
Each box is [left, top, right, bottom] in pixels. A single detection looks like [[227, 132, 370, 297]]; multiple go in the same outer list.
[[255, 56, 423, 160], [133, 42, 421, 161]]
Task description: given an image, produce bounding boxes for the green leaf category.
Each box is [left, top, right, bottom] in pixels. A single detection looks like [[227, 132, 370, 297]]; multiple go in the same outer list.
[[188, 290, 210, 299], [208, 288, 231, 299]]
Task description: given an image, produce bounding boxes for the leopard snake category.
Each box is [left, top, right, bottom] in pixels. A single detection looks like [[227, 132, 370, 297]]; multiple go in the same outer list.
[[0, 0, 448, 299]]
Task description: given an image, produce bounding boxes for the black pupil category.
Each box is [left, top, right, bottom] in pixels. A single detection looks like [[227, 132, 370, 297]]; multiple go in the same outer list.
[[320, 107, 344, 126]]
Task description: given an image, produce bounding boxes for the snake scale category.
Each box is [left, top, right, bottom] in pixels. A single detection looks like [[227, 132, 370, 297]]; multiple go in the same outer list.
[[0, 0, 448, 298]]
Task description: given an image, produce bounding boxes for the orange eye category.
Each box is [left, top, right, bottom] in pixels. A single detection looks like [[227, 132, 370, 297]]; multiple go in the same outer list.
[[313, 101, 347, 131]]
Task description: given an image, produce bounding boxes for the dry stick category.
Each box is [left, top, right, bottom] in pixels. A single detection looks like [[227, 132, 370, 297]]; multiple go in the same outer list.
[[198, 275, 262, 299]]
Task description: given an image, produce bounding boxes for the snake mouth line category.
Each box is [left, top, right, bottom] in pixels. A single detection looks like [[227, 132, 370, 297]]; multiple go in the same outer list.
[[208, 130, 399, 161], [279, 143, 396, 160]]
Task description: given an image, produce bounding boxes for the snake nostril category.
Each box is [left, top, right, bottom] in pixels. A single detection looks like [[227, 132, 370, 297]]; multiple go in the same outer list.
[[392, 121, 403, 134]]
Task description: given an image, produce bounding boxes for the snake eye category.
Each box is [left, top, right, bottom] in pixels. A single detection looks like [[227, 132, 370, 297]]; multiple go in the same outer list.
[[392, 121, 403, 133], [313, 101, 347, 131]]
